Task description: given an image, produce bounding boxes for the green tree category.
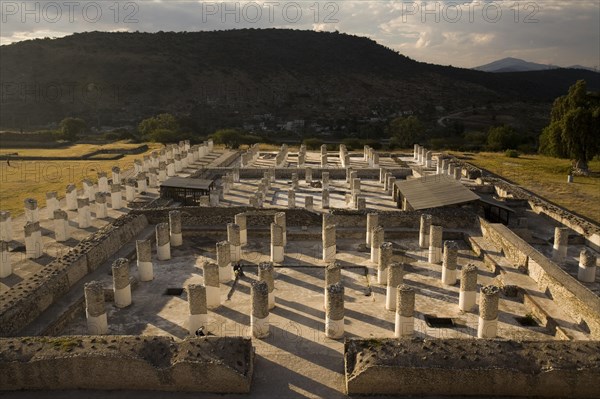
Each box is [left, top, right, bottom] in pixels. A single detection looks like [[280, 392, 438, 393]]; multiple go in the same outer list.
[[58, 117, 86, 141], [148, 129, 181, 145], [486, 125, 520, 151], [138, 113, 179, 139], [211, 129, 244, 149], [387, 116, 424, 148], [539, 80, 600, 171]]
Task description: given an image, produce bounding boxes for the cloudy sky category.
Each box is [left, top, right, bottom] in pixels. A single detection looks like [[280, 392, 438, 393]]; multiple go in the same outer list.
[[1, 0, 598, 68]]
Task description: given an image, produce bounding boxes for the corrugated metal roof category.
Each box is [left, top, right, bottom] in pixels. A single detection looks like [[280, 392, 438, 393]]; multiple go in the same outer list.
[[395, 175, 479, 210], [160, 177, 214, 190]]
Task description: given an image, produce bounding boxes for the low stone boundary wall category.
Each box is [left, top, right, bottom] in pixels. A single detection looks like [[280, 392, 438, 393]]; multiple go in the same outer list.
[[0, 214, 148, 337], [198, 167, 412, 180], [479, 218, 600, 338], [0, 336, 253, 393], [133, 207, 479, 230], [345, 338, 600, 397]]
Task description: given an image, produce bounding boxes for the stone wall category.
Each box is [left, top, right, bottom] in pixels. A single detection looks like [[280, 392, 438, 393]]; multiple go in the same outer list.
[[345, 338, 600, 397], [0, 336, 253, 393], [197, 167, 412, 180], [133, 207, 479, 230], [0, 214, 148, 337], [479, 218, 600, 338]]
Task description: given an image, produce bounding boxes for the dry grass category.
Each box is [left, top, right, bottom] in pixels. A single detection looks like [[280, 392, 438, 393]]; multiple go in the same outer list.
[[0, 143, 162, 216], [455, 152, 600, 224], [0, 141, 147, 157]]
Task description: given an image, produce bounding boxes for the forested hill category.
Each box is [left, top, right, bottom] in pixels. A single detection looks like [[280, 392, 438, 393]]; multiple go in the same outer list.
[[1, 29, 598, 130]]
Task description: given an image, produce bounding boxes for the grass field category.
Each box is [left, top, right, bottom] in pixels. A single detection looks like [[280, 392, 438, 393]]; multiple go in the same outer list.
[[0, 142, 162, 217], [0, 141, 148, 157], [455, 152, 600, 224]]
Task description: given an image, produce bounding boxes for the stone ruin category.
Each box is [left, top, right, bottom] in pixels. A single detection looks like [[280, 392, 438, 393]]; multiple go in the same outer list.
[[0, 142, 599, 397]]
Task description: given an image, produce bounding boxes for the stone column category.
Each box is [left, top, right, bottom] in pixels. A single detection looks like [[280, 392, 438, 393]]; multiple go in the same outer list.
[[24, 222, 43, 259], [258, 262, 276, 309], [158, 162, 167, 183], [125, 179, 136, 202], [419, 214, 432, 248], [136, 173, 147, 194], [372, 153, 379, 168], [356, 196, 366, 210], [305, 167, 312, 184], [324, 260, 342, 308], [321, 153, 328, 167], [552, 227, 569, 262], [287, 190, 296, 209], [98, 171, 109, 192], [442, 240, 458, 285], [578, 249, 597, 283], [77, 197, 91, 228], [45, 192, 59, 219], [323, 224, 336, 262], [275, 212, 286, 246], [85, 281, 107, 334], [66, 184, 78, 211], [386, 262, 404, 310], [82, 179, 95, 202], [448, 164, 455, 177], [216, 241, 232, 282], [228, 223, 242, 262], [0, 211, 12, 241], [322, 172, 330, 190], [325, 282, 344, 339], [395, 284, 415, 337], [454, 166, 462, 180], [166, 160, 175, 177], [94, 192, 108, 219], [174, 154, 182, 172], [379, 167, 388, 184], [53, 210, 69, 242], [366, 212, 379, 248], [203, 262, 221, 309], [370, 226, 384, 263], [304, 195, 314, 211], [428, 225, 443, 264], [148, 168, 158, 188], [378, 242, 393, 285], [291, 173, 299, 189], [477, 285, 500, 338], [234, 213, 247, 246], [112, 166, 121, 185], [386, 176, 396, 196], [24, 198, 39, 223], [136, 239, 153, 282], [112, 258, 132, 308], [251, 280, 270, 338], [346, 167, 353, 183], [270, 223, 284, 263], [425, 151, 433, 168], [110, 184, 122, 209], [156, 223, 171, 260], [0, 241, 11, 278], [352, 178, 361, 195], [187, 284, 208, 335], [459, 264, 478, 312], [169, 210, 182, 247], [414, 144, 419, 160], [322, 189, 330, 209]]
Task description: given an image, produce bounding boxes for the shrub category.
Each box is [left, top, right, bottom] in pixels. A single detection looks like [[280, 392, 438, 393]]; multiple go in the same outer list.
[[303, 138, 323, 150], [505, 149, 520, 158]]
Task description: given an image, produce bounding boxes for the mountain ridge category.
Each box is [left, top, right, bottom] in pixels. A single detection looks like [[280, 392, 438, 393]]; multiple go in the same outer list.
[[1, 30, 598, 132]]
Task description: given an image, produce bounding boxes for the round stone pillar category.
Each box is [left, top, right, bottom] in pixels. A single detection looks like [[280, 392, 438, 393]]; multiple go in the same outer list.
[[85, 281, 107, 334], [0, 240, 11, 278], [53, 209, 70, 242], [77, 197, 91, 229], [477, 285, 500, 338], [419, 214, 432, 249], [326, 282, 344, 339], [66, 184, 78, 211], [442, 240, 459, 285], [322, 224, 336, 262], [370, 226, 384, 263], [274, 212, 286, 246], [155, 223, 171, 260], [366, 212, 379, 248], [112, 258, 132, 308], [552, 227, 569, 263], [216, 241, 232, 282], [378, 242, 393, 285], [24, 198, 39, 223], [459, 264, 478, 311], [578, 249, 597, 283], [251, 280, 270, 338], [187, 284, 208, 335], [270, 223, 284, 263], [428, 225, 443, 264], [395, 284, 415, 337], [227, 223, 242, 262], [169, 210, 183, 247], [203, 262, 221, 309], [136, 239, 153, 282], [110, 184, 122, 209], [235, 213, 248, 246], [386, 262, 404, 310], [258, 262, 275, 309]]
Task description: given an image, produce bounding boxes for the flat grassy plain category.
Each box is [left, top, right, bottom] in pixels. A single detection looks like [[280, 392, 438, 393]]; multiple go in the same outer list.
[[0, 142, 162, 216], [456, 152, 600, 224]]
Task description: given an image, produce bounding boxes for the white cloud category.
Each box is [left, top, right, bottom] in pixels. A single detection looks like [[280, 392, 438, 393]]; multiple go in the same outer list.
[[0, 1, 598, 68]]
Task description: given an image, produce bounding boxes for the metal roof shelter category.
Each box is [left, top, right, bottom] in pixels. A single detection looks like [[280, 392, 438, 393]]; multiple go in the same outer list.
[[394, 175, 480, 211], [159, 177, 216, 206]]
